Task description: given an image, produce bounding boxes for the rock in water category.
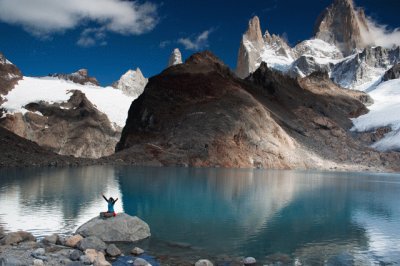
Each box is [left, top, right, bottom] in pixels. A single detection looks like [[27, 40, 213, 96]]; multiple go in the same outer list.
[[168, 48, 183, 67], [131, 247, 144, 255], [243, 257, 256, 265], [106, 244, 121, 257], [133, 258, 152, 266], [195, 259, 213, 266], [76, 213, 151, 242]]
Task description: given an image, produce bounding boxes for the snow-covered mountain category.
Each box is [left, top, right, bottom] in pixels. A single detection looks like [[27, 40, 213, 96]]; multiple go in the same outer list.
[[0, 57, 147, 158], [236, 0, 400, 152], [113, 68, 148, 98]]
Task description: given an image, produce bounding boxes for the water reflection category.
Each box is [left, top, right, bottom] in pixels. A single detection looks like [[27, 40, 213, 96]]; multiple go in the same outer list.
[[0, 166, 123, 235], [0, 167, 399, 264]]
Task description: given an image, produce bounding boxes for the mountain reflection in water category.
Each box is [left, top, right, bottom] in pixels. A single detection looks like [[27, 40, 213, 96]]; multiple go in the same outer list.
[[0, 166, 399, 264]]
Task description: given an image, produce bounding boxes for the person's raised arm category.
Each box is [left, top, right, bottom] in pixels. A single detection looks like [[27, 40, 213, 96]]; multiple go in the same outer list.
[[114, 198, 118, 204], [102, 194, 108, 202]]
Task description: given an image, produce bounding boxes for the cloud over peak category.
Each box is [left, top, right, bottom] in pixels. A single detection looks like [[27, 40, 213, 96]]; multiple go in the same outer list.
[[0, 0, 158, 43], [178, 29, 214, 51]]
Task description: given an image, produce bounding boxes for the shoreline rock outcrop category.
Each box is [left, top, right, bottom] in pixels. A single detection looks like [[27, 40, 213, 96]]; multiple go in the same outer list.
[[76, 213, 151, 242]]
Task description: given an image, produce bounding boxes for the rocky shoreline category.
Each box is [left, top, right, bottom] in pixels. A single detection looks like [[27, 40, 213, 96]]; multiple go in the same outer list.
[[0, 214, 258, 266]]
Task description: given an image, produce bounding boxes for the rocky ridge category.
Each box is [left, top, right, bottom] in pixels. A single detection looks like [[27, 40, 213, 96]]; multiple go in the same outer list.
[[50, 69, 99, 86], [235, 0, 399, 92]]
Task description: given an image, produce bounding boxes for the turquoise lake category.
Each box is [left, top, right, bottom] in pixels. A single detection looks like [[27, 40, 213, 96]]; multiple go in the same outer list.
[[0, 166, 399, 264]]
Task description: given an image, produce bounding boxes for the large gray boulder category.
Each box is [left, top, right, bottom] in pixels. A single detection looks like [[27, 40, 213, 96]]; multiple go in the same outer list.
[[75, 213, 150, 242]]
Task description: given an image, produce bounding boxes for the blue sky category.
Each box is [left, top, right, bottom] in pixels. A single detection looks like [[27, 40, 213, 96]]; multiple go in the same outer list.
[[0, 0, 399, 85]]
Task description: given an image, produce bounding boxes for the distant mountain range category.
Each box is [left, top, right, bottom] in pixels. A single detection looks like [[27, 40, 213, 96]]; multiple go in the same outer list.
[[0, 0, 399, 171]]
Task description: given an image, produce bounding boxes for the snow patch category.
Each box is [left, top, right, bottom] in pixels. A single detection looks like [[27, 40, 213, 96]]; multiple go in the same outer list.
[[352, 79, 400, 151], [2, 76, 136, 127]]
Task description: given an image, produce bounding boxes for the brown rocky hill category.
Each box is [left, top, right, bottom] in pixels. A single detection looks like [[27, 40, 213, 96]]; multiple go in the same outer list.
[[1, 90, 120, 159], [0, 126, 92, 168], [114, 51, 400, 171]]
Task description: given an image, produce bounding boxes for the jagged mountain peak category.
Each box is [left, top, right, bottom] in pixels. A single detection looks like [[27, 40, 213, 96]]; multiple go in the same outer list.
[[314, 0, 369, 55], [113, 67, 148, 98], [168, 48, 183, 67], [243, 16, 264, 49]]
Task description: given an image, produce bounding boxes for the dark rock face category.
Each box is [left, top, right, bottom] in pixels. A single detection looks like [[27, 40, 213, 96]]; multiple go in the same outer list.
[[1, 90, 120, 158], [314, 0, 369, 55], [383, 63, 400, 81], [0, 52, 22, 104], [116, 51, 301, 169], [50, 69, 99, 86]]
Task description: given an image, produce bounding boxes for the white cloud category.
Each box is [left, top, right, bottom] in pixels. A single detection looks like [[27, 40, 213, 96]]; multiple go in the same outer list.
[[361, 16, 400, 48], [0, 0, 158, 42], [159, 40, 171, 48], [178, 29, 213, 51], [77, 27, 107, 47]]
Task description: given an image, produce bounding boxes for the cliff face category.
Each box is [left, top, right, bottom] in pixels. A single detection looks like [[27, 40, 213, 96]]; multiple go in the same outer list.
[[115, 51, 399, 171], [236, 16, 265, 79], [314, 0, 369, 55]]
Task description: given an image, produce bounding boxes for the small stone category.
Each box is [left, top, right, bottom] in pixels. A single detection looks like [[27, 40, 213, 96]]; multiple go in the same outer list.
[[78, 236, 106, 251], [70, 249, 83, 261], [42, 233, 59, 245], [84, 249, 98, 263], [32, 248, 46, 257], [33, 259, 44, 266], [66, 262, 84, 266], [243, 257, 256, 265], [133, 258, 152, 266], [57, 235, 67, 246], [106, 244, 121, 257], [80, 255, 92, 265], [131, 247, 144, 255], [195, 259, 213, 266], [65, 235, 84, 248], [0, 257, 25, 266], [93, 252, 111, 266]]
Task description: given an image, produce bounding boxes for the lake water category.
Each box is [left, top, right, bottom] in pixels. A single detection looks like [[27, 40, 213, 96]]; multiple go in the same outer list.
[[1, 166, 400, 265]]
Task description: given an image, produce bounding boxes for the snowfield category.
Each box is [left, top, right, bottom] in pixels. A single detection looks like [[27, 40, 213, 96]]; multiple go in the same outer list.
[[2, 77, 136, 128], [352, 79, 400, 151]]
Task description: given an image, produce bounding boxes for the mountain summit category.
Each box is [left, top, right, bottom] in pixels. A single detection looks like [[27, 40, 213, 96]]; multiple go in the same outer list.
[[236, 16, 264, 78], [314, 0, 370, 55]]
